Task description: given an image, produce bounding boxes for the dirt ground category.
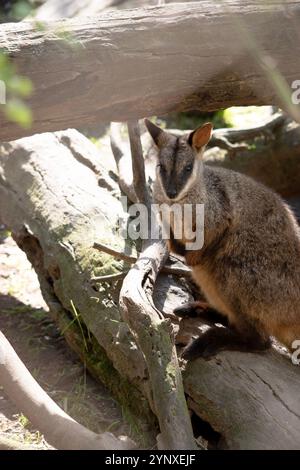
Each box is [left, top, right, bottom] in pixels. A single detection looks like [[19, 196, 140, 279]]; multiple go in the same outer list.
[[0, 226, 132, 450]]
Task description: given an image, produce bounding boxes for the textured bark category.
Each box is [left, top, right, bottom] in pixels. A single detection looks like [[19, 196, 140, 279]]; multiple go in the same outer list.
[[118, 121, 196, 450], [0, 128, 192, 446], [184, 349, 300, 450], [0, 128, 300, 449], [1, 1, 300, 141]]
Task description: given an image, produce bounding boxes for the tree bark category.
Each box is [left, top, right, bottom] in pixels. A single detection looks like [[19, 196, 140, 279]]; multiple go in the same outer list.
[[0, 127, 300, 448], [117, 121, 196, 449], [0, 128, 193, 446], [184, 349, 300, 450], [1, 1, 300, 141]]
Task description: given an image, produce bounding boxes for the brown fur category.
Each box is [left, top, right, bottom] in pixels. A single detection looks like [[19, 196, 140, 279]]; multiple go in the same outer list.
[[145, 119, 300, 359]]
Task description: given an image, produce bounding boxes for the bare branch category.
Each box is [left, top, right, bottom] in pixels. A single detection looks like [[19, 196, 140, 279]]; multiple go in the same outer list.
[[0, 331, 135, 450], [211, 112, 287, 143], [118, 120, 196, 450], [110, 123, 137, 203], [91, 272, 128, 282], [128, 120, 151, 209], [93, 242, 191, 278], [209, 136, 249, 158], [93, 241, 137, 263]]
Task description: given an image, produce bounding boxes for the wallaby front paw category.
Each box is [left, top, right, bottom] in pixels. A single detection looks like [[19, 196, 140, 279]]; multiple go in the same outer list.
[[173, 302, 206, 318], [181, 334, 220, 360], [174, 301, 228, 326], [181, 326, 271, 361]]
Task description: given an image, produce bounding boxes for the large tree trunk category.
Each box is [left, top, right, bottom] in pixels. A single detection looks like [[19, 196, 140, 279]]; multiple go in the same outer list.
[[0, 126, 299, 449], [1, 1, 300, 141]]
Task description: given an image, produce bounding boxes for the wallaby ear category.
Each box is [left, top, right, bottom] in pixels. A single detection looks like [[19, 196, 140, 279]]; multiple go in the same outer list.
[[144, 119, 170, 148], [188, 123, 213, 151]]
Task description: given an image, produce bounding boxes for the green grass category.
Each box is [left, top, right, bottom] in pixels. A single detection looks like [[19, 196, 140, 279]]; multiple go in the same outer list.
[[18, 413, 29, 429], [0, 305, 47, 318]]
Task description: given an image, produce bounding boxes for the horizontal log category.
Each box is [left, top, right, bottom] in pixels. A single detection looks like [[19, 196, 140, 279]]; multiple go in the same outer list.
[[1, 1, 300, 141], [184, 349, 300, 450]]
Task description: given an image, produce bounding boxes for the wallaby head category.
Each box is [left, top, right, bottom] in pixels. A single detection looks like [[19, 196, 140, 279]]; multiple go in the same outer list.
[[145, 119, 213, 201]]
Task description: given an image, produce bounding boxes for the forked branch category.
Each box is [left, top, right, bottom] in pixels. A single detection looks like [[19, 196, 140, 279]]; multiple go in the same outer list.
[[118, 120, 197, 450]]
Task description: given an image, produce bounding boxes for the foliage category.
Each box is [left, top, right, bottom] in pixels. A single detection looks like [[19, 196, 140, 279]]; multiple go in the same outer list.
[[0, 1, 34, 22], [0, 52, 33, 128], [0, 1, 36, 128]]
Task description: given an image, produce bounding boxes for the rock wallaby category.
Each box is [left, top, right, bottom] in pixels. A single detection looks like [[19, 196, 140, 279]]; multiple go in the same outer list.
[[145, 118, 300, 360]]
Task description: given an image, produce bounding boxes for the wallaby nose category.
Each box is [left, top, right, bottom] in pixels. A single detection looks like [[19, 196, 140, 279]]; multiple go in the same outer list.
[[167, 189, 177, 199]]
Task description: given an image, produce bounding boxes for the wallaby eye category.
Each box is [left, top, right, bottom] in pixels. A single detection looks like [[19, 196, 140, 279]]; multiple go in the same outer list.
[[158, 163, 166, 173], [185, 164, 193, 173]]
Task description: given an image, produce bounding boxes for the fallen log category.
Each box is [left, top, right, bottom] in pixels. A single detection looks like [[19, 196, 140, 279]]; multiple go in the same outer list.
[[184, 349, 300, 450], [1, 1, 300, 141], [0, 126, 300, 448]]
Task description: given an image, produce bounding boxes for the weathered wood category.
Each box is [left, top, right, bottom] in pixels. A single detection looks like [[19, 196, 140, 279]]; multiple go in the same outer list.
[[0, 128, 192, 445], [1, 1, 300, 141], [0, 128, 300, 448], [118, 121, 196, 449], [184, 349, 300, 450]]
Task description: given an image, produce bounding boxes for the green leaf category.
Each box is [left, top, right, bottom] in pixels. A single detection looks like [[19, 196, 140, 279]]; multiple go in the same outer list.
[[5, 99, 32, 128], [12, 1, 33, 20], [8, 76, 33, 97]]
